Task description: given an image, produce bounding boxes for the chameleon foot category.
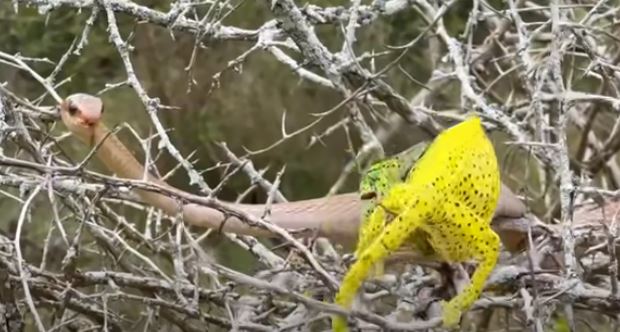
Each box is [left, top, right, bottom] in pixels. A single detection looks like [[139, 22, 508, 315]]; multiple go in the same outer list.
[[440, 300, 462, 328], [332, 315, 349, 332]]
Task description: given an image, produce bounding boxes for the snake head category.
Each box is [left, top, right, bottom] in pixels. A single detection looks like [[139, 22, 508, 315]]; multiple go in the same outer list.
[[59, 93, 103, 143]]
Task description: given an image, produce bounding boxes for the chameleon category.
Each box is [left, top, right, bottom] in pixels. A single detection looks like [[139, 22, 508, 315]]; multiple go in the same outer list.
[[333, 116, 501, 330], [356, 141, 433, 277]]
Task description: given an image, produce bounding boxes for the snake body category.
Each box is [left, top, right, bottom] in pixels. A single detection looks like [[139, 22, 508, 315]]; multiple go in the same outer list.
[[59, 93, 526, 247]]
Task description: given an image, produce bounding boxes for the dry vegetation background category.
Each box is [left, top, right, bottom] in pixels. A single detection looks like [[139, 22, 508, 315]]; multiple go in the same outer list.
[[1, 0, 620, 331]]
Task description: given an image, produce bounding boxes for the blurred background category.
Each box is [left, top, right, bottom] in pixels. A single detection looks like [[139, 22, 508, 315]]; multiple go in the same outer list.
[[0, 0, 476, 266], [2, 0, 620, 330]]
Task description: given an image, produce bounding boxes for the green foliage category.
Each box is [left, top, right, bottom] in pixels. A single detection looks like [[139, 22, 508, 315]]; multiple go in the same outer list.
[[2, 5, 120, 93]]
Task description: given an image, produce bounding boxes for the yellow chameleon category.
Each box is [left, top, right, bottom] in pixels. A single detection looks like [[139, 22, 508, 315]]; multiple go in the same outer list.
[[334, 116, 501, 330]]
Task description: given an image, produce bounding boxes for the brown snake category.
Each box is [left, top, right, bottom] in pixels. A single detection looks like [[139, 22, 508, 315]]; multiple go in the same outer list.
[[59, 93, 528, 249]]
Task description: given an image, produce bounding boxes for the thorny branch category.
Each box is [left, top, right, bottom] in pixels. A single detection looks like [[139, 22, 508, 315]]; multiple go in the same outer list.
[[3, 0, 620, 331]]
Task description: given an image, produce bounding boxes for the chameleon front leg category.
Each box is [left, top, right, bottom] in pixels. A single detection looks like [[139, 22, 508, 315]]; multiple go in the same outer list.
[[356, 142, 430, 262], [333, 198, 427, 332], [441, 226, 500, 327], [356, 206, 388, 276]]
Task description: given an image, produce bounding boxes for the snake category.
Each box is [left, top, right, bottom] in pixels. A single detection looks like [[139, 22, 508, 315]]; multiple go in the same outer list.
[[58, 93, 527, 248]]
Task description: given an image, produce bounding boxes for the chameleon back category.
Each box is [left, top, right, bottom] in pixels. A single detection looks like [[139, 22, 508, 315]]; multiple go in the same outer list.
[[407, 116, 500, 224], [385, 117, 500, 262]]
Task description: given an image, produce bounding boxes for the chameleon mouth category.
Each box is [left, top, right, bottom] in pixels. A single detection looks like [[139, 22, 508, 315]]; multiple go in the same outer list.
[[360, 192, 377, 200]]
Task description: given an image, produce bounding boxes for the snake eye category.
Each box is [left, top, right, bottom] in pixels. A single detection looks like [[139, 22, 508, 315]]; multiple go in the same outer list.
[[67, 102, 78, 116]]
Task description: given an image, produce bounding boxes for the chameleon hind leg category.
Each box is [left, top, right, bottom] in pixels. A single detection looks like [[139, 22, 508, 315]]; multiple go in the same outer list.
[[441, 223, 500, 327], [333, 198, 428, 332]]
